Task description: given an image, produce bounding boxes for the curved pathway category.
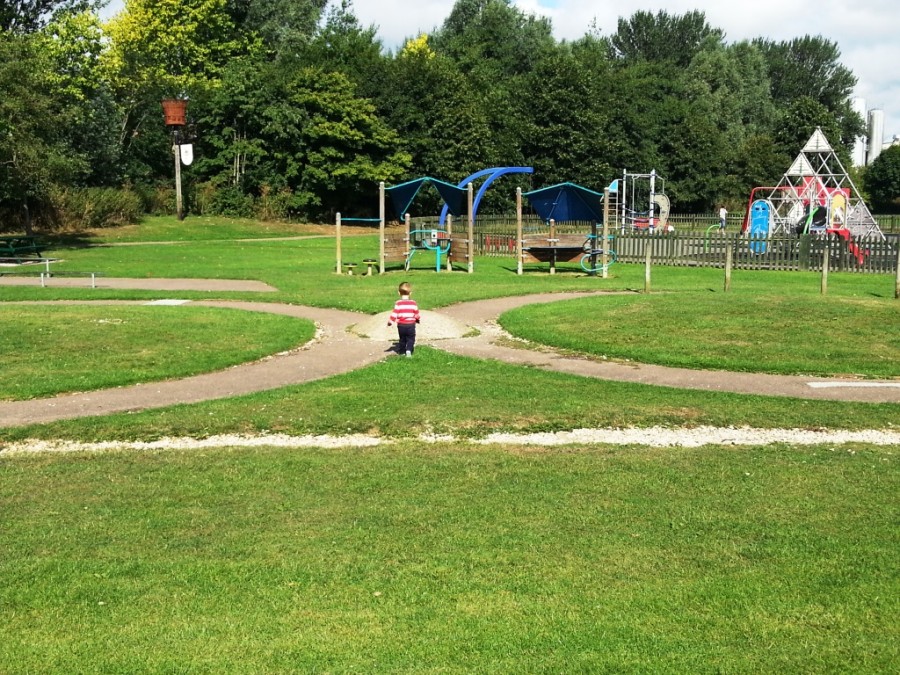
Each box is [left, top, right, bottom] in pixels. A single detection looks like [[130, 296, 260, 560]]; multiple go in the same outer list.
[[435, 293, 900, 404], [0, 290, 898, 428]]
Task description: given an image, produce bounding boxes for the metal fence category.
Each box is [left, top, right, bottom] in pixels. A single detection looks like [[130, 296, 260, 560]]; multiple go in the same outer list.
[[461, 216, 899, 274]]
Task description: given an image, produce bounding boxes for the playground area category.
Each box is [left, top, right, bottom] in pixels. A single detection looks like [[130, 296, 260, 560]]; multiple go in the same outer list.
[[329, 131, 895, 278]]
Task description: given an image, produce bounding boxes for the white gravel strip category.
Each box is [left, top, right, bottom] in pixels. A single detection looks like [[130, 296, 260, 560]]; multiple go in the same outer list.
[[474, 426, 900, 447], [1, 434, 383, 455], [806, 382, 900, 389], [2, 426, 899, 455]]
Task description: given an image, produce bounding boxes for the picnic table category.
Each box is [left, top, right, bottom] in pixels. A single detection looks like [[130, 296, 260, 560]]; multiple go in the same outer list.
[[0, 235, 45, 264]]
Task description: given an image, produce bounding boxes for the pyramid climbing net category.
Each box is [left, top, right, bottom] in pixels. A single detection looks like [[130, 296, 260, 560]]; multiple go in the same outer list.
[[757, 128, 883, 240]]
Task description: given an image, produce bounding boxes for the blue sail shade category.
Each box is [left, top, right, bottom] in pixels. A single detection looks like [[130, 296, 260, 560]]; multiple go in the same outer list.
[[386, 177, 467, 221], [524, 182, 606, 223]]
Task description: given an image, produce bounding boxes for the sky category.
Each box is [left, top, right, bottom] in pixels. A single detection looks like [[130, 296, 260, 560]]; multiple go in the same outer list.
[[101, 0, 900, 142]]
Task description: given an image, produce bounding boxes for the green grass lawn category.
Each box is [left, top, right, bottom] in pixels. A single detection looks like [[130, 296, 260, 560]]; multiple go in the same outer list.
[[1, 217, 897, 437], [1, 442, 896, 672], [4, 348, 898, 443], [2, 217, 898, 672], [499, 292, 900, 379], [0, 305, 313, 400], [78, 215, 337, 242]]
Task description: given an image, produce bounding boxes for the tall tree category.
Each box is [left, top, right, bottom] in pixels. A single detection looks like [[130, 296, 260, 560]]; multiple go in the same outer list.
[[865, 145, 900, 212], [774, 96, 844, 159], [522, 46, 616, 189], [103, 0, 256, 181], [227, 0, 327, 57], [301, 0, 385, 101], [755, 35, 864, 149], [755, 35, 856, 112], [378, 34, 491, 207], [430, 0, 556, 168], [0, 32, 86, 228], [42, 10, 121, 185], [610, 10, 723, 68], [0, 0, 97, 33], [194, 58, 410, 219], [104, 0, 252, 98]]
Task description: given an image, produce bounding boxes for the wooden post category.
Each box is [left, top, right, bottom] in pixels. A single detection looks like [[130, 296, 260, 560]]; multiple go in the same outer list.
[[894, 242, 900, 299], [644, 243, 651, 293], [378, 182, 385, 274], [335, 212, 342, 274], [724, 243, 733, 292], [549, 219, 557, 275], [446, 214, 453, 272], [467, 182, 474, 274], [174, 143, 183, 220], [404, 213, 411, 271], [516, 188, 523, 275], [602, 188, 610, 279], [821, 238, 830, 295]]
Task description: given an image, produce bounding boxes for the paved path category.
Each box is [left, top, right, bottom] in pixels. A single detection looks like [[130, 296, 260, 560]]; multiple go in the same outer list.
[[0, 302, 384, 427], [1, 290, 898, 428]]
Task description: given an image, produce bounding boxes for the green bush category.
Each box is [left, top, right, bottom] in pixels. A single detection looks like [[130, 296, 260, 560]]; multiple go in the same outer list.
[[255, 184, 295, 220], [192, 183, 255, 218], [48, 187, 143, 230], [129, 183, 176, 216]]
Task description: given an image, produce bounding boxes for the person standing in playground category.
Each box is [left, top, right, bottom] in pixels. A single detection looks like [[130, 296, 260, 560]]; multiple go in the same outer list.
[[387, 281, 420, 357], [719, 205, 728, 230]]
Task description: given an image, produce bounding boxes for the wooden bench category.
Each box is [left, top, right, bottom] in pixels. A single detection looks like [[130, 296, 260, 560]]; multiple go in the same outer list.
[[0, 235, 46, 264]]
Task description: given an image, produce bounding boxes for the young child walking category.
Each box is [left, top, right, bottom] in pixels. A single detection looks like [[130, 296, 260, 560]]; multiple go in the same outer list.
[[387, 281, 420, 357]]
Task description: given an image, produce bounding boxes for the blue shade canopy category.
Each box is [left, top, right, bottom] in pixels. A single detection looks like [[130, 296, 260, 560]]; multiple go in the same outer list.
[[524, 182, 606, 223], [386, 177, 467, 221]]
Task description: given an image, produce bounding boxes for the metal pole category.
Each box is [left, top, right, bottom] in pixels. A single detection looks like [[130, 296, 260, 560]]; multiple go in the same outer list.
[[821, 238, 830, 295]]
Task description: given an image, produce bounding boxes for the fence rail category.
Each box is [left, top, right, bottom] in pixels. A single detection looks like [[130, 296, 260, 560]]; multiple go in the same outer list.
[[461, 216, 898, 274]]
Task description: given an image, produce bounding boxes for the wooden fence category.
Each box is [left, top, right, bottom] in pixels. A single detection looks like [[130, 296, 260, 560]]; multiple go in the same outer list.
[[613, 231, 898, 273], [463, 216, 898, 274]]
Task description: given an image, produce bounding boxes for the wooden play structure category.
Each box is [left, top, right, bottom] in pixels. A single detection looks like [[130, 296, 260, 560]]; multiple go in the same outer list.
[[335, 181, 474, 274], [336, 169, 534, 275], [516, 183, 616, 276]]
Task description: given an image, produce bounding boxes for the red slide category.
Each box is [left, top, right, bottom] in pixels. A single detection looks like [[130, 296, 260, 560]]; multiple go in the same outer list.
[[827, 228, 867, 264]]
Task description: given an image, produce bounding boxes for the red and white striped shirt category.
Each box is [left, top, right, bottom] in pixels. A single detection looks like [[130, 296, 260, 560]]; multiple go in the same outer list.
[[389, 298, 420, 325]]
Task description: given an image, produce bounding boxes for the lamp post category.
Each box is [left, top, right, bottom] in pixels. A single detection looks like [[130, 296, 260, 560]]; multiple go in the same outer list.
[[161, 98, 188, 220]]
